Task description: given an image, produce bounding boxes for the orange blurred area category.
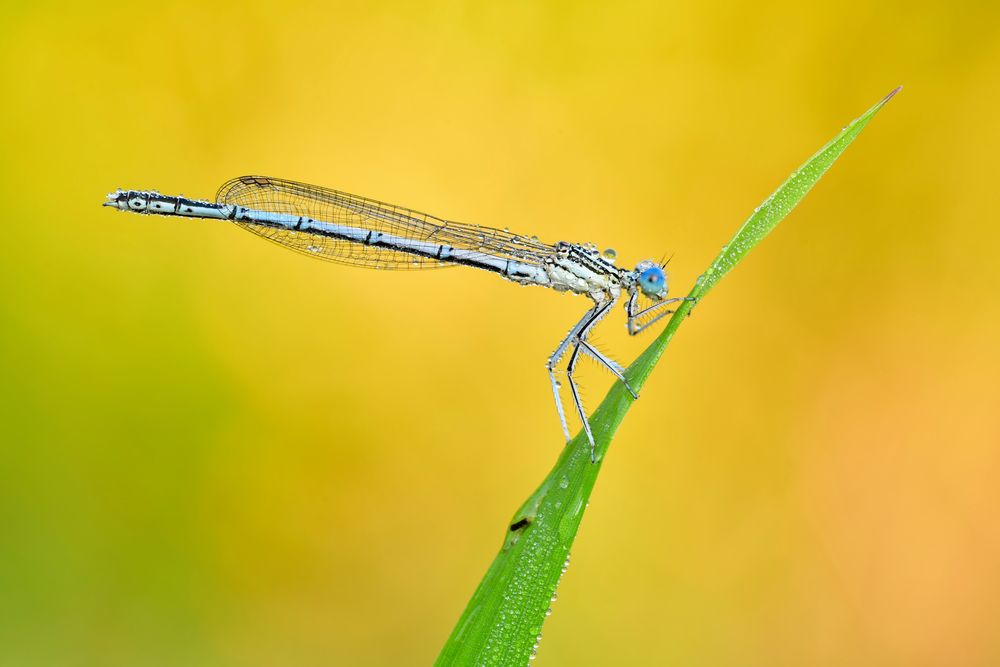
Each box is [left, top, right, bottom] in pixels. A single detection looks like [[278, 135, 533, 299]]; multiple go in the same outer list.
[[1, 1, 998, 665]]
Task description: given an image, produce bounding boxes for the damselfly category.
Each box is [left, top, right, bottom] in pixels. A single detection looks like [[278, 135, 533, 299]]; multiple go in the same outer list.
[[104, 176, 689, 460]]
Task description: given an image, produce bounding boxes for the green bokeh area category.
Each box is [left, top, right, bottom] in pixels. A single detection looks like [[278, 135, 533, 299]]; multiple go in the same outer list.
[[1, 253, 232, 663]]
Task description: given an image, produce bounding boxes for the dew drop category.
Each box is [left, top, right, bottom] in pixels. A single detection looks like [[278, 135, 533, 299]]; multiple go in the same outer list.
[[307, 245, 321, 253], [558, 476, 569, 489], [545, 607, 553, 616], [602, 248, 617, 260]]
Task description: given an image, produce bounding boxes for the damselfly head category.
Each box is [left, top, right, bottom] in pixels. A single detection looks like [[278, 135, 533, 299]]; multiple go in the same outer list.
[[633, 260, 668, 300]]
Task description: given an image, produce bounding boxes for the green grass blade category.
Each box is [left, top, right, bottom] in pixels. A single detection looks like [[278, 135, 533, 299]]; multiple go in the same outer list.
[[435, 88, 900, 667]]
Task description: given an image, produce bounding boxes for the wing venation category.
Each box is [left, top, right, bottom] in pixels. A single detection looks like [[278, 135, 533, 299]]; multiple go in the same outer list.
[[216, 176, 559, 270]]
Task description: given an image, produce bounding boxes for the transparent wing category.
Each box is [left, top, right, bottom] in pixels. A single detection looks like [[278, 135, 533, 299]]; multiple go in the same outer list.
[[216, 175, 560, 270]]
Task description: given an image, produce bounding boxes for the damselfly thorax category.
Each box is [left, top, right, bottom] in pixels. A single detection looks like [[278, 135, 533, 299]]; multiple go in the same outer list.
[[105, 176, 687, 460]]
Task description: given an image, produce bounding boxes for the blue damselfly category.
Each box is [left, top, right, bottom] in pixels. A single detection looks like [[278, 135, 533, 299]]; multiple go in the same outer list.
[[105, 176, 688, 460]]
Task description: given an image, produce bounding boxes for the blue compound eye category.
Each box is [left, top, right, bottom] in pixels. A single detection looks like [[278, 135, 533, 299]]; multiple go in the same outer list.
[[638, 266, 666, 298]]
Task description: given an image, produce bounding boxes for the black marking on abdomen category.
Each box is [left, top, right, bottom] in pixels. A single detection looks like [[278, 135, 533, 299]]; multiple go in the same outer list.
[[240, 212, 511, 275], [449, 254, 505, 274]]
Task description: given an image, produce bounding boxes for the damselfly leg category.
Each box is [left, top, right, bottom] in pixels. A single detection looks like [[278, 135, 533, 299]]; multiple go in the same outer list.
[[578, 340, 635, 398], [548, 299, 635, 461], [626, 293, 692, 335], [547, 306, 597, 443]]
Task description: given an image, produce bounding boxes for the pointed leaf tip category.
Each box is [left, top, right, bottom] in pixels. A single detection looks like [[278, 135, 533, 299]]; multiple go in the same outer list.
[[882, 85, 903, 105]]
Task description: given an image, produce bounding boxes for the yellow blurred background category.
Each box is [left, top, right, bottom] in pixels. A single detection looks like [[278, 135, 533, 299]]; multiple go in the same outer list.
[[1, 1, 998, 665]]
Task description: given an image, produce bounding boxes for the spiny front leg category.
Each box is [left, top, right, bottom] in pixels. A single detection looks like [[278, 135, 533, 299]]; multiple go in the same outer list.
[[578, 340, 639, 399], [627, 292, 695, 335], [547, 306, 597, 443]]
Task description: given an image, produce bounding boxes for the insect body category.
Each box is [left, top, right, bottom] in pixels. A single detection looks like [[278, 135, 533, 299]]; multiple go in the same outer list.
[[105, 176, 687, 460]]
